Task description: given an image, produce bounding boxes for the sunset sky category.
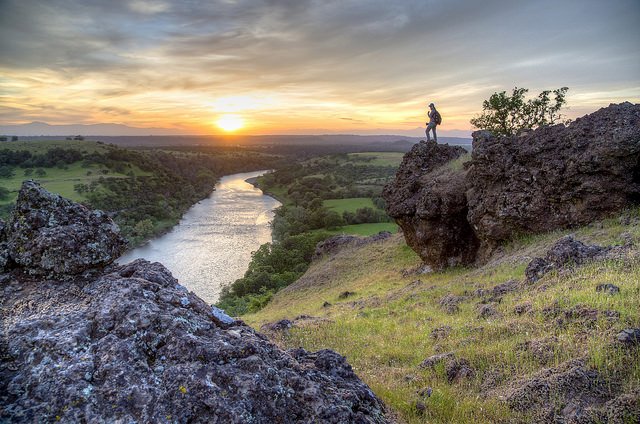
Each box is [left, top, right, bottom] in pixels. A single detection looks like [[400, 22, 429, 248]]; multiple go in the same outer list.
[[1, 0, 639, 136]]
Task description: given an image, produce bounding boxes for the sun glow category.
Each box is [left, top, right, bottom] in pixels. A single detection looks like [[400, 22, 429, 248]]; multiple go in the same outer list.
[[216, 114, 244, 132]]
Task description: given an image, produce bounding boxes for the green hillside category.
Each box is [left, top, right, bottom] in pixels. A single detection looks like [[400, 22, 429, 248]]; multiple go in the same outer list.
[[245, 209, 640, 423]]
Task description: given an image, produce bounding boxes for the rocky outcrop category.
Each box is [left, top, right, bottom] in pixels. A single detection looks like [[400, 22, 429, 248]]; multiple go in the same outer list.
[[382, 140, 478, 269], [313, 231, 392, 260], [384, 103, 640, 269], [2, 181, 127, 276], [0, 186, 389, 423], [467, 102, 640, 256]]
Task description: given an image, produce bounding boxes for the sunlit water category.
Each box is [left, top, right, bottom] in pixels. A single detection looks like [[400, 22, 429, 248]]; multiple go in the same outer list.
[[118, 170, 280, 304]]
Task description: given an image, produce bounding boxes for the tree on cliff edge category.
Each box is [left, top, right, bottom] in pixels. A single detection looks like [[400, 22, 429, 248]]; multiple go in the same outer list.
[[470, 87, 568, 137]]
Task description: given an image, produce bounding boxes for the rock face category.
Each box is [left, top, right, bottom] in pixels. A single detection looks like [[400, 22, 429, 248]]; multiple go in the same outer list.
[[0, 186, 388, 423], [2, 181, 127, 276], [384, 103, 640, 269], [382, 140, 478, 269], [467, 102, 640, 256]]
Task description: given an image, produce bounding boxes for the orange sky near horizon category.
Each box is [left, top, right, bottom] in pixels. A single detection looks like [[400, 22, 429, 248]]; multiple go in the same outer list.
[[1, 1, 638, 137]]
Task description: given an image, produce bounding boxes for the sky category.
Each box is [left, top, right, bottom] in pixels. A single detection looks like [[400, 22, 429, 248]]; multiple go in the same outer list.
[[0, 0, 639, 136]]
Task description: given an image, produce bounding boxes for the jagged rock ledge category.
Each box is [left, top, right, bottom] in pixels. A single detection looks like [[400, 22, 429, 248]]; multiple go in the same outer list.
[[0, 182, 389, 423], [384, 102, 640, 269]]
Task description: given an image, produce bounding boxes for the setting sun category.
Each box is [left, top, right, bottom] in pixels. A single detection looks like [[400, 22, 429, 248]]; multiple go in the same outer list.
[[216, 114, 244, 132]]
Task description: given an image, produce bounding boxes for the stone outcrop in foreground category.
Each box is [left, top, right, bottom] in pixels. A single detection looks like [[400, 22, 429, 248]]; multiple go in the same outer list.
[[0, 182, 388, 423], [384, 102, 640, 269], [1, 180, 127, 276]]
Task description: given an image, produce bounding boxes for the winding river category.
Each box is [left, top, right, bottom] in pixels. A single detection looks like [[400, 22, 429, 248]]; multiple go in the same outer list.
[[118, 170, 281, 304]]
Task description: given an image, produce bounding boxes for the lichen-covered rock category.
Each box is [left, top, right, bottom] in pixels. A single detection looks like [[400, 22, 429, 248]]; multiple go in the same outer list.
[[383, 140, 478, 269], [0, 259, 388, 423], [617, 328, 640, 346], [467, 102, 640, 257], [5, 181, 127, 276], [524, 236, 620, 283], [504, 359, 611, 422]]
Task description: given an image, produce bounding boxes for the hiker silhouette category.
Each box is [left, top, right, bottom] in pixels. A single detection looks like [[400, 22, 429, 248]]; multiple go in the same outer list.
[[426, 103, 441, 142]]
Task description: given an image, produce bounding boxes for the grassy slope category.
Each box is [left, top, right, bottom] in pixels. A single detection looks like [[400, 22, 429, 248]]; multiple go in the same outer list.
[[245, 209, 640, 423]]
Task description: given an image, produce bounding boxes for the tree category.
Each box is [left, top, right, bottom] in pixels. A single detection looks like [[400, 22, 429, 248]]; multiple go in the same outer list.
[[470, 87, 568, 137]]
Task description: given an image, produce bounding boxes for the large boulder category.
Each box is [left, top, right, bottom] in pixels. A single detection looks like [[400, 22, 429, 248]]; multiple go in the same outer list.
[[0, 185, 388, 423], [384, 103, 640, 269], [0, 260, 387, 423], [4, 180, 127, 276], [466, 102, 640, 256], [383, 140, 478, 269]]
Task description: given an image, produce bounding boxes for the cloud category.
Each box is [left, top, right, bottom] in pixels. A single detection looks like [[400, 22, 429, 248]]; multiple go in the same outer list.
[[0, 0, 638, 133]]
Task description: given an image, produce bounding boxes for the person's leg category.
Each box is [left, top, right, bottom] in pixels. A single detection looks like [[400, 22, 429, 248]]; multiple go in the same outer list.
[[425, 126, 431, 141], [433, 125, 437, 142], [426, 123, 435, 141]]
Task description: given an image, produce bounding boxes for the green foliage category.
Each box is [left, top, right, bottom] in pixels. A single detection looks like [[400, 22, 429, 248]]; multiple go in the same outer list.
[[216, 231, 331, 316], [0, 186, 10, 201], [470, 87, 568, 136], [257, 152, 400, 205]]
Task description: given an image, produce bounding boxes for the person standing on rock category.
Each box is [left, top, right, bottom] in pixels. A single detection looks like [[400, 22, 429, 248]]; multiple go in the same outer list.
[[426, 103, 441, 142]]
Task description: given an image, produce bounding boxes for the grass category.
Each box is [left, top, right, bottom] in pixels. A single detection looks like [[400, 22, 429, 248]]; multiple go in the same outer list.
[[347, 152, 405, 167], [0, 161, 151, 205], [244, 209, 640, 423], [446, 153, 471, 172], [323, 197, 376, 214], [314, 222, 399, 237]]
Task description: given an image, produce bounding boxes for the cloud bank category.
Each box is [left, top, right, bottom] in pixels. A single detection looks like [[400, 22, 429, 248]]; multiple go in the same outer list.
[[1, 0, 638, 135]]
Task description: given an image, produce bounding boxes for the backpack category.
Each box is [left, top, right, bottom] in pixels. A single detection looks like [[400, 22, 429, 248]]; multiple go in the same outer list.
[[434, 111, 442, 125]]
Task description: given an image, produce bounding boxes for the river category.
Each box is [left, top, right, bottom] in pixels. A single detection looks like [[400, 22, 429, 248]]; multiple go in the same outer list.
[[118, 170, 281, 304]]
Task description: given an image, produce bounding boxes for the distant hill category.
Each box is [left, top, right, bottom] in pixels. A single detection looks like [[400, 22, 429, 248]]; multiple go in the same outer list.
[[0, 121, 186, 137], [0, 122, 471, 147], [7, 133, 471, 149]]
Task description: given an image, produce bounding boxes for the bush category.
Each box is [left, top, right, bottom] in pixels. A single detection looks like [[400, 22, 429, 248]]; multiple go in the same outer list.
[[470, 87, 568, 137]]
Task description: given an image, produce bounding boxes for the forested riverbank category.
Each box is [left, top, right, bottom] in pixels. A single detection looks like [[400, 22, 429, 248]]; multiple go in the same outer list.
[[0, 140, 279, 246]]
